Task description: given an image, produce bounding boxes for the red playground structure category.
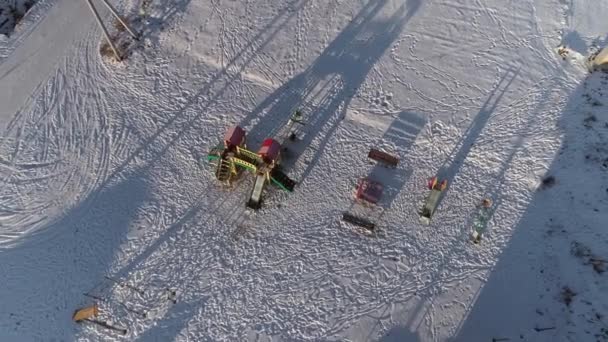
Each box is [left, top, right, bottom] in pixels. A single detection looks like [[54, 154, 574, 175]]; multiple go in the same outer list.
[[223, 126, 246, 152], [207, 125, 297, 210], [356, 178, 384, 204], [258, 138, 281, 167]]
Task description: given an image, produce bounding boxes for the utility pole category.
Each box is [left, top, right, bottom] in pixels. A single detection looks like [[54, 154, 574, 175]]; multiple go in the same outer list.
[[98, 0, 139, 40], [85, 0, 140, 61]]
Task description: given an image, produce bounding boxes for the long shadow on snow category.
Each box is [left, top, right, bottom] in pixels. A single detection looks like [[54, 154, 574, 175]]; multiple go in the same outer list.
[[370, 111, 427, 209], [450, 72, 608, 340], [135, 0, 192, 42], [133, 300, 202, 342], [95, 0, 310, 194], [241, 0, 421, 184], [109, 165, 247, 341], [124, 1, 422, 340], [115, 0, 196, 48], [378, 326, 420, 342], [389, 67, 521, 338], [437, 67, 519, 185], [0, 173, 149, 341]]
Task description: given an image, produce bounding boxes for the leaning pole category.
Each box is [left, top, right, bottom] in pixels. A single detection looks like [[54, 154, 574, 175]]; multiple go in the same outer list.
[[98, 0, 139, 40], [85, 0, 122, 61]]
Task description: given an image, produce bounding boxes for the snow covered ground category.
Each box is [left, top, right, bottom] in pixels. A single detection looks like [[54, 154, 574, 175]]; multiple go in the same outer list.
[[0, 0, 607, 341]]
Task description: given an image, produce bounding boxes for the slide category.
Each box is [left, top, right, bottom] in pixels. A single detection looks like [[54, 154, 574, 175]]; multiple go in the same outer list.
[[247, 174, 267, 209], [215, 158, 232, 182]]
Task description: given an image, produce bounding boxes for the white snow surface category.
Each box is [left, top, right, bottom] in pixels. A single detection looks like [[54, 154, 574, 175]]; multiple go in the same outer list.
[[0, 0, 607, 341]]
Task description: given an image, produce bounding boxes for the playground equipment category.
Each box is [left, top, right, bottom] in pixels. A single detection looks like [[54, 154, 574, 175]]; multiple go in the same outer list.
[[342, 178, 385, 232], [341, 148, 400, 233], [355, 178, 384, 204], [207, 122, 298, 210], [73, 303, 127, 335], [368, 148, 399, 168], [470, 198, 495, 244], [73, 304, 99, 322], [419, 177, 448, 225], [342, 212, 376, 230]]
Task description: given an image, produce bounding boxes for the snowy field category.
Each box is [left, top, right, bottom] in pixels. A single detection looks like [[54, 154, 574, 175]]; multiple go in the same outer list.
[[0, 0, 607, 341]]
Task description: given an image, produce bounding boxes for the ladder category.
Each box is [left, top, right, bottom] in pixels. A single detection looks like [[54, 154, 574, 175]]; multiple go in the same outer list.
[[237, 147, 263, 164], [229, 157, 257, 172], [215, 158, 232, 182]]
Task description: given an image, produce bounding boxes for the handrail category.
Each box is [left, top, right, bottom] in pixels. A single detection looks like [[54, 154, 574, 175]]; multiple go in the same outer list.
[[229, 157, 257, 172]]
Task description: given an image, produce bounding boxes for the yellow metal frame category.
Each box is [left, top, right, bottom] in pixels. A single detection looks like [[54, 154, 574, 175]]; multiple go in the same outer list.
[[236, 146, 262, 163], [229, 157, 257, 172]]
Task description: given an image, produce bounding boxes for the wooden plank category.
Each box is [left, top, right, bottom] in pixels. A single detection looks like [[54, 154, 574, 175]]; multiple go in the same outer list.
[[342, 213, 375, 230], [368, 148, 399, 167]]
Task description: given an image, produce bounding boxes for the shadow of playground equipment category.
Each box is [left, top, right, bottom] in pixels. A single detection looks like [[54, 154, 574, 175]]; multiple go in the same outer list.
[[124, 1, 422, 340], [92, 0, 310, 195], [451, 72, 608, 340], [241, 0, 421, 183], [368, 111, 427, 209], [0, 173, 149, 341]]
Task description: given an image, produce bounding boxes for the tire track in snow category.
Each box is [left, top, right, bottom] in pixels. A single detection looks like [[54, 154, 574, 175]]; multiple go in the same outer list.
[[0, 0, 95, 131], [0, 25, 125, 247], [76, 0, 312, 202], [10, 0, 572, 339], [0, 0, 55, 61]]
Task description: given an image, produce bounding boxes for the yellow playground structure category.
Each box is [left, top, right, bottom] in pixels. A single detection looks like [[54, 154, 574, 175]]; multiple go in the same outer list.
[[206, 125, 297, 209]]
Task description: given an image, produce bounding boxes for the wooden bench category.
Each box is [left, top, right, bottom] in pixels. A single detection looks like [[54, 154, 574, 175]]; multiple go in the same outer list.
[[368, 148, 399, 167], [342, 212, 375, 230]]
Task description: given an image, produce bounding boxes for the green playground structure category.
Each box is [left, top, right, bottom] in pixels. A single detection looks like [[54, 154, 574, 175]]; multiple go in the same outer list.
[[205, 119, 300, 209], [419, 177, 448, 225]]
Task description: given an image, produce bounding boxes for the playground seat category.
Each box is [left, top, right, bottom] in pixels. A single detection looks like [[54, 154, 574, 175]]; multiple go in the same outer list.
[[368, 148, 399, 167], [342, 212, 375, 230]]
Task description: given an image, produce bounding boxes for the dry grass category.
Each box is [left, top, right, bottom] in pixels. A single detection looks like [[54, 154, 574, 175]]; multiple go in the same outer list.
[[100, 39, 121, 61], [113, 18, 126, 32]]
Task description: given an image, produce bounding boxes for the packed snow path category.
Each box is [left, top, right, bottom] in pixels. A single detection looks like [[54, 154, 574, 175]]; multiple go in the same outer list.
[[0, 0, 607, 341]]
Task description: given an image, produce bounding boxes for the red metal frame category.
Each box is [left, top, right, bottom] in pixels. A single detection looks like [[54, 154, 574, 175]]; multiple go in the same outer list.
[[356, 178, 384, 204]]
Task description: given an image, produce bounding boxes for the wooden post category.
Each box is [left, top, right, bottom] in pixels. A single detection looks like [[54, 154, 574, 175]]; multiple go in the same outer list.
[[98, 0, 140, 40], [85, 0, 122, 61]]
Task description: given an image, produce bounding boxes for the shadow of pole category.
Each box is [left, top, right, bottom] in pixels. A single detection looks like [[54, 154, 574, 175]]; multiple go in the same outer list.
[[390, 67, 524, 340], [0, 173, 150, 341], [438, 67, 520, 184], [240, 0, 421, 184], [116, 1, 425, 340], [93, 0, 311, 195], [451, 71, 608, 341]]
